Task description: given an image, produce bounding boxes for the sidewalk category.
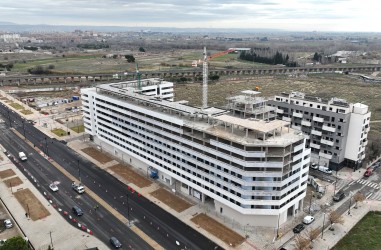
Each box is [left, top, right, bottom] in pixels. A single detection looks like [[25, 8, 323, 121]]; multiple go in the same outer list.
[[0, 151, 108, 250]]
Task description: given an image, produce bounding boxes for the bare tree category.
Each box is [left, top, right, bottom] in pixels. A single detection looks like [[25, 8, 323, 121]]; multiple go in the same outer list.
[[353, 192, 366, 208], [292, 234, 310, 250], [305, 227, 321, 243], [329, 211, 344, 230]]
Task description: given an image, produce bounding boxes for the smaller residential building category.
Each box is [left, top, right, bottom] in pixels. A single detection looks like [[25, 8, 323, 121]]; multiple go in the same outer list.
[[268, 92, 371, 170]]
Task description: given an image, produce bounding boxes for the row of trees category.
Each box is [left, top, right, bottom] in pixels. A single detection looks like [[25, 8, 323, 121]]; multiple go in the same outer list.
[[0, 63, 14, 71], [27, 65, 55, 75], [292, 192, 365, 250], [77, 43, 110, 49], [239, 50, 298, 67]]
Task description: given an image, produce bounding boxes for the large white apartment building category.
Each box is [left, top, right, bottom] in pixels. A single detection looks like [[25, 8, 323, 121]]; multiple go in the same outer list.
[[268, 92, 371, 170], [81, 79, 310, 227]]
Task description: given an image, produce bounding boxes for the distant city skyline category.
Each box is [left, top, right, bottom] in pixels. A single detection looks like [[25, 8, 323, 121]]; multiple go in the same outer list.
[[0, 0, 379, 32]]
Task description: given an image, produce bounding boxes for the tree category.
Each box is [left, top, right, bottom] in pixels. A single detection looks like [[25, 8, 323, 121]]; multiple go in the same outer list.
[[353, 192, 365, 208], [305, 227, 321, 243], [292, 234, 310, 250], [329, 210, 344, 230], [139, 47, 145, 52], [0, 236, 28, 250], [125, 55, 135, 63]]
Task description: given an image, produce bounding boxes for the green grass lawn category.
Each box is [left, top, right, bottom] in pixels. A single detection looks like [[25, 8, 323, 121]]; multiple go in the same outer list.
[[70, 124, 85, 133], [20, 109, 33, 115], [9, 102, 24, 110], [333, 211, 381, 250], [51, 128, 68, 137]]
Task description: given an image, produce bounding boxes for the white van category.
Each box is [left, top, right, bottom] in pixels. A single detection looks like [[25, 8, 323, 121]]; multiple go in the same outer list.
[[318, 165, 332, 174], [19, 152, 27, 161]]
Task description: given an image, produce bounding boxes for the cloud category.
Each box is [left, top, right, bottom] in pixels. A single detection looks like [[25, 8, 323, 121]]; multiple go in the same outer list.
[[0, 0, 379, 32]]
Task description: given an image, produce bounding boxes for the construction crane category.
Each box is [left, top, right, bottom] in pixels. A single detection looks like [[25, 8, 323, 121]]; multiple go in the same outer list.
[[202, 47, 236, 109], [135, 63, 141, 90]]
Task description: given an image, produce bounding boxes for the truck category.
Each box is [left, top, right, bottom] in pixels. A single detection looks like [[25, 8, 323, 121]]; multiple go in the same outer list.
[[72, 182, 85, 194], [19, 152, 27, 161]]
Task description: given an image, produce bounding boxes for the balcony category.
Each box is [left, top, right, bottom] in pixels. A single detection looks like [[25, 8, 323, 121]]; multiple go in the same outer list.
[[276, 108, 284, 114], [322, 125, 336, 133], [313, 116, 324, 123], [310, 143, 321, 149], [293, 112, 303, 118], [311, 129, 322, 136], [292, 125, 302, 130], [301, 120, 311, 127], [319, 152, 333, 160], [282, 116, 291, 122], [321, 139, 334, 146]]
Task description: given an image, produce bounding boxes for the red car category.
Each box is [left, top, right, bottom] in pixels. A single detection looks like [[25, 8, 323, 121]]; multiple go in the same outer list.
[[364, 168, 373, 177]]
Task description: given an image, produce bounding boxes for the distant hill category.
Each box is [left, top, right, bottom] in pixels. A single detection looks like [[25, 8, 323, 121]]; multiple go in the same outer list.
[[0, 22, 281, 33]]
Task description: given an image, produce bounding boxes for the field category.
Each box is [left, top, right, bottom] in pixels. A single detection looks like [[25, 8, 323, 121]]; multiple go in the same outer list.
[[191, 213, 245, 247], [174, 73, 381, 138], [333, 211, 381, 250], [150, 188, 192, 213], [109, 164, 152, 188], [13, 188, 50, 221], [0, 169, 16, 179], [81, 147, 113, 164]]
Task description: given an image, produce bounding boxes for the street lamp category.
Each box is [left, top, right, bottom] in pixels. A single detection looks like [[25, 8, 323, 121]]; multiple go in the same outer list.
[[126, 193, 130, 226], [321, 212, 326, 239], [276, 213, 280, 238], [22, 120, 26, 139], [333, 169, 338, 196], [348, 192, 353, 215], [309, 191, 315, 214], [44, 137, 49, 157], [77, 160, 82, 184]]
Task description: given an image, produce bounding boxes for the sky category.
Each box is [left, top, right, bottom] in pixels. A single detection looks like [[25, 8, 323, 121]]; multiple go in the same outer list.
[[0, 0, 379, 32]]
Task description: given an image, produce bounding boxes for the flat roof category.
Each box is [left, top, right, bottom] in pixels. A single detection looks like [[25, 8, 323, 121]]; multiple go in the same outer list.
[[215, 114, 290, 133], [241, 90, 261, 95]]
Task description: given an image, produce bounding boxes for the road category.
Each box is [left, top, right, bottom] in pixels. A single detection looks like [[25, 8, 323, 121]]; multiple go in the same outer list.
[[0, 103, 221, 250], [0, 123, 153, 250]]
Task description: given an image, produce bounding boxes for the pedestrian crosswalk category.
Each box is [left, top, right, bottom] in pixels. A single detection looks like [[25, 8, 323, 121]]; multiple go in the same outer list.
[[354, 179, 380, 189], [334, 179, 352, 192], [368, 191, 381, 200]]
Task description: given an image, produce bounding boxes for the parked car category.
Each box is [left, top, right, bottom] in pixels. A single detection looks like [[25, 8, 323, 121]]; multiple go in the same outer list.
[[372, 162, 380, 171], [3, 219, 13, 229], [303, 215, 315, 224], [72, 206, 84, 216], [49, 183, 59, 192], [310, 163, 318, 170], [318, 166, 332, 174], [333, 191, 345, 201], [293, 223, 305, 233], [364, 167, 373, 177], [110, 236, 122, 248]]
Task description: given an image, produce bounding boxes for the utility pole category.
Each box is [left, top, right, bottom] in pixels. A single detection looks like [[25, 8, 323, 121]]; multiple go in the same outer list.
[[44, 137, 49, 156], [49, 231, 54, 249], [22, 120, 26, 139], [77, 160, 82, 184], [7, 110, 11, 127], [127, 193, 130, 226]]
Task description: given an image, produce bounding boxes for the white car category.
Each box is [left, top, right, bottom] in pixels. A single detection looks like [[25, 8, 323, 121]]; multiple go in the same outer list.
[[49, 183, 59, 192], [310, 163, 318, 170], [303, 215, 315, 225], [4, 219, 13, 229]]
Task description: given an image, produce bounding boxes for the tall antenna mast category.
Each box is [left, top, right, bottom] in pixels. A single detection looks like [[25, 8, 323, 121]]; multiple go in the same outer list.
[[136, 63, 141, 90], [202, 47, 208, 109]]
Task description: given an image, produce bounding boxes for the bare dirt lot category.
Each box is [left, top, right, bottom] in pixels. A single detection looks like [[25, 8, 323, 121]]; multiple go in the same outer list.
[[109, 164, 152, 188], [0, 169, 16, 179], [3, 177, 23, 187], [81, 147, 113, 164], [13, 189, 50, 221], [150, 188, 192, 213], [191, 213, 245, 247], [175, 74, 381, 138]]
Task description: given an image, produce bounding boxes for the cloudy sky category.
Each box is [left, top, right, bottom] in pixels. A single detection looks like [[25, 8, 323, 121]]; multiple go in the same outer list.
[[0, 0, 379, 32]]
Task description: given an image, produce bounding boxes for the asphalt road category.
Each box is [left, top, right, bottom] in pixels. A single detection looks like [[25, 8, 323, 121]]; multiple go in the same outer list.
[[0, 104, 221, 250], [0, 123, 153, 250]]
